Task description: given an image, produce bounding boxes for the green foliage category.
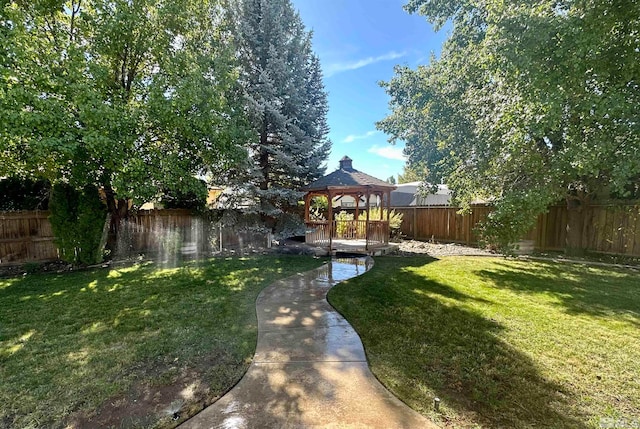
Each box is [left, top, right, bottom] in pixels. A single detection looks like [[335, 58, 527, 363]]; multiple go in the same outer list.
[[476, 191, 549, 254], [309, 196, 328, 221], [379, 0, 640, 251], [161, 178, 207, 211], [0, 0, 248, 217], [357, 208, 404, 234], [0, 177, 50, 211], [49, 183, 106, 265], [397, 164, 425, 184], [386, 176, 397, 185], [334, 211, 354, 237]]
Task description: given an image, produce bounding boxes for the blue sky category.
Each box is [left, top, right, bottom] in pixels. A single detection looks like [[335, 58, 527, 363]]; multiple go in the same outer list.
[[291, 0, 449, 181]]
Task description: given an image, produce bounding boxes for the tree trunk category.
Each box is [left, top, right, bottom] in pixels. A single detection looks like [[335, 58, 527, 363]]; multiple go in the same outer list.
[[258, 130, 269, 191], [565, 192, 590, 256], [103, 181, 130, 257]]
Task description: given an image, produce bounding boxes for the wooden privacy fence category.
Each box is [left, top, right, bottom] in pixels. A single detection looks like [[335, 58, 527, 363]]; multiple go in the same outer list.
[[0, 209, 270, 265], [393, 204, 640, 256], [0, 211, 58, 264], [115, 209, 270, 258]]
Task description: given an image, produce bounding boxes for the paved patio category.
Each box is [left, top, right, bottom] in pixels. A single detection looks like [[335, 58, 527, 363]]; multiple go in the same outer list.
[[179, 258, 436, 429]]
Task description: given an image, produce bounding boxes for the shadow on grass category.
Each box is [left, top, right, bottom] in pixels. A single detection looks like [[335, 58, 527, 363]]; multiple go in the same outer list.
[[0, 256, 322, 429], [475, 260, 640, 323], [328, 257, 588, 429]]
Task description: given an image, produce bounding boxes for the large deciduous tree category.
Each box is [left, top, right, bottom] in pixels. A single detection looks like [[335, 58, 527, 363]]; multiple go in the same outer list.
[[230, 0, 331, 219], [0, 0, 247, 239], [379, 0, 640, 253]]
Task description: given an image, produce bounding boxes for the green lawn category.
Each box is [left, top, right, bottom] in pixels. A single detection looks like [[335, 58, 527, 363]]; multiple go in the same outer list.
[[0, 256, 323, 429], [328, 256, 640, 429]]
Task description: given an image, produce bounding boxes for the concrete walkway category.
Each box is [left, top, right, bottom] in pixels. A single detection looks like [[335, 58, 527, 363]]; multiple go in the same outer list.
[[180, 257, 436, 429]]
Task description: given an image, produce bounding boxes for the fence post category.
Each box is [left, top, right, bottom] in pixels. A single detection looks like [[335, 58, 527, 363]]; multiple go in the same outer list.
[[219, 222, 223, 252], [540, 212, 548, 251], [465, 210, 471, 245]]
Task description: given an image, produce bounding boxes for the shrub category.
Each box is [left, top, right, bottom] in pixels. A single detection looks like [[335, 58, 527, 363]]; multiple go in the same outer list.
[[357, 208, 404, 237], [334, 211, 354, 237], [49, 184, 107, 265]]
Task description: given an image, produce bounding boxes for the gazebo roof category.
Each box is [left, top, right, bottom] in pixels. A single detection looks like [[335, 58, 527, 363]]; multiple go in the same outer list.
[[304, 156, 396, 192]]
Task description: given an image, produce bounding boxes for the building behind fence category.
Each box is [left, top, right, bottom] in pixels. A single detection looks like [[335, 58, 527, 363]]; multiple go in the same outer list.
[[0, 209, 270, 265]]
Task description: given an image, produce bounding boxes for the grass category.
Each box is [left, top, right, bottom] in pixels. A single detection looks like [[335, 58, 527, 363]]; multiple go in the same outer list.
[[327, 256, 640, 429], [0, 255, 324, 429]]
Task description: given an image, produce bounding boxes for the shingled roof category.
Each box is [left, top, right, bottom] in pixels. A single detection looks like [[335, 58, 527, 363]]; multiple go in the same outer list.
[[304, 156, 396, 192]]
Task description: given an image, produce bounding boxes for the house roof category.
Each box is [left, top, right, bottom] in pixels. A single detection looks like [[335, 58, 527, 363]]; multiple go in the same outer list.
[[390, 192, 416, 207], [391, 183, 452, 207], [304, 156, 396, 192]]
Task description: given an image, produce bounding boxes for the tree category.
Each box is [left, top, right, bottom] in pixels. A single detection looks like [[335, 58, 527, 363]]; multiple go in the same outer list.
[[386, 175, 397, 185], [397, 164, 424, 184], [0, 0, 248, 247], [231, 0, 331, 219], [379, 0, 640, 253]]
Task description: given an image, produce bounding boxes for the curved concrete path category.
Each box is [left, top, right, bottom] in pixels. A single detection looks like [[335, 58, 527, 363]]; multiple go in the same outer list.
[[180, 257, 436, 429]]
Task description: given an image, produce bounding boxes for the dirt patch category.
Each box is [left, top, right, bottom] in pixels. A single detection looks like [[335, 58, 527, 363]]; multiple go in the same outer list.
[[67, 351, 245, 429], [395, 240, 497, 257]]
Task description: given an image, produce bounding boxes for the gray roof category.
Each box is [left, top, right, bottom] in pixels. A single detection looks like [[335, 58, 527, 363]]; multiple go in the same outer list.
[[390, 192, 416, 207], [304, 157, 396, 192]]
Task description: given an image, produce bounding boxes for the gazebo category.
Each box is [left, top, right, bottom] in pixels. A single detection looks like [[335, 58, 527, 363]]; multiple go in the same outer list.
[[303, 156, 397, 252]]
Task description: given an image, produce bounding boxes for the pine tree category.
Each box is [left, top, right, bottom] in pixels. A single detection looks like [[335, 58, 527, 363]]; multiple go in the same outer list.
[[233, 0, 331, 216]]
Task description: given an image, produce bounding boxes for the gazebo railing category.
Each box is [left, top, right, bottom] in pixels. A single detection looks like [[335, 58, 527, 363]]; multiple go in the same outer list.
[[334, 220, 367, 239], [305, 221, 330, 246], [305, 220, 390, 247], [367, 220, 390, 245]]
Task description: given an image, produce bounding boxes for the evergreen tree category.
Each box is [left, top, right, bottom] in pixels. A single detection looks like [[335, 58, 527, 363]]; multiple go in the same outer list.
[[232, 0, 331, 217]]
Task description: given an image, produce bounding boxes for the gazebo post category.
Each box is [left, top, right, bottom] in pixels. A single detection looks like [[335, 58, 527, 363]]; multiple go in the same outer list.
[[328, 189, 333, 251], [354, 193, 360, 225], [304, 193, 311, 222], [365, 190, 370, 250]]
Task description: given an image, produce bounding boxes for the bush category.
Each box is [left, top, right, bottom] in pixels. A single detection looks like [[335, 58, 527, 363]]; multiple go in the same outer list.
[[335, 211, 354, 237], [49, 184, 107, 265], [357, 208, 404, 238]]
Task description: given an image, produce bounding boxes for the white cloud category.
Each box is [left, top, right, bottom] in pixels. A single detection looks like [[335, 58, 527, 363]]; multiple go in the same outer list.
[[368, 145, 407, 161], [342, 130, 379, 143], [325, 51, 407, 77]]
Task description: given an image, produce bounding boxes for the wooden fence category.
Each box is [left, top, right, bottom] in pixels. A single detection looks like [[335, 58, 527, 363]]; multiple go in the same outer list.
[[393, 204, 640, 256], [0, 209, 270, 265], [0, 211, 58, 264], [4, 204, 640, 264]]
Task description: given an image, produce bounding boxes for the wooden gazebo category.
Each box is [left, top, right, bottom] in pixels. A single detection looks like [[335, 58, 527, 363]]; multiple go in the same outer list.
[[303, 156, 396, 252]]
